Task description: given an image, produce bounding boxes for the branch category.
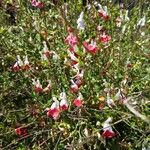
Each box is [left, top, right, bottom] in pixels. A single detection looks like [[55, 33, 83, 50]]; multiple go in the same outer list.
[[124, 98, 150, 125]]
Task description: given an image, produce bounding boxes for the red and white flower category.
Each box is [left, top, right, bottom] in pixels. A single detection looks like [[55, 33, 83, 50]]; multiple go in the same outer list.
[[65, 32, 78, 47], [47, 97, 60, 120], [12, 61, 20, 72], [15, 127, 27, 136], [102, 117, 116, 139], [68, 51, 79, 66], [74, 69, 84, 87], [73, 93, 83, 107], [70, 80, 79, 93], [99, 32, 111, 43], [42, 41, 50, 57], [83, 40, 98, 54], [115, 89, 126, 104], [23, 55, 30, 70], [12, 55, 23, 72], [32, 79, 43, 93], [98, 5, 109, 20], [59, 91, 69, 111], [31, 0, 44, 8]]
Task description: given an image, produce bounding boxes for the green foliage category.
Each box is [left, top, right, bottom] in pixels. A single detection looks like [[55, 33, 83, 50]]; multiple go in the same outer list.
[[0, 0, 150, 149]]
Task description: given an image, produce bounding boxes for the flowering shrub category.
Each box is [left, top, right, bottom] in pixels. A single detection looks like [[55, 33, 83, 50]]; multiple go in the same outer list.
[[0, 0, 150, 149]]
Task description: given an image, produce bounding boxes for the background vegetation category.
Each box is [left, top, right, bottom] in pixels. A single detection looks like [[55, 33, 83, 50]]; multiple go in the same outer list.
[[0, 0, 150, 149]]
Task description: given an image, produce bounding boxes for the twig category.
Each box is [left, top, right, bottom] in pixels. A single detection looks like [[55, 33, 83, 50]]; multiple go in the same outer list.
[[39, 137, 51, 147], [54, 133, 61, 150], [124, 97, 150, 124], [2, 134, 32, 150]]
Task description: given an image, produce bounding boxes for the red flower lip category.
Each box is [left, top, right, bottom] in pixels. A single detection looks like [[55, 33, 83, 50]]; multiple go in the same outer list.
[[83, 41, 98, 54], [102, 130, 116, 139], [47, 108, 60, 120], [31, 0, 44, 8], [74, 78, 83, 87], [12, 63, 20, 72], [99, 34, 111, 43], [59, 92, 69, 111], [36, 2, 44, 8], [73, 98, 82, 107], [60, 104, 68, 111], [23, 64, 30, 70], [65, 33, 78, 47], [15, 127, 27, 136], [42, 51, 51, 57], [34, 86, 43, 93], [70, 84, 79, 93], [98, 11, 109, 20], [99, 103, 105, 110]]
